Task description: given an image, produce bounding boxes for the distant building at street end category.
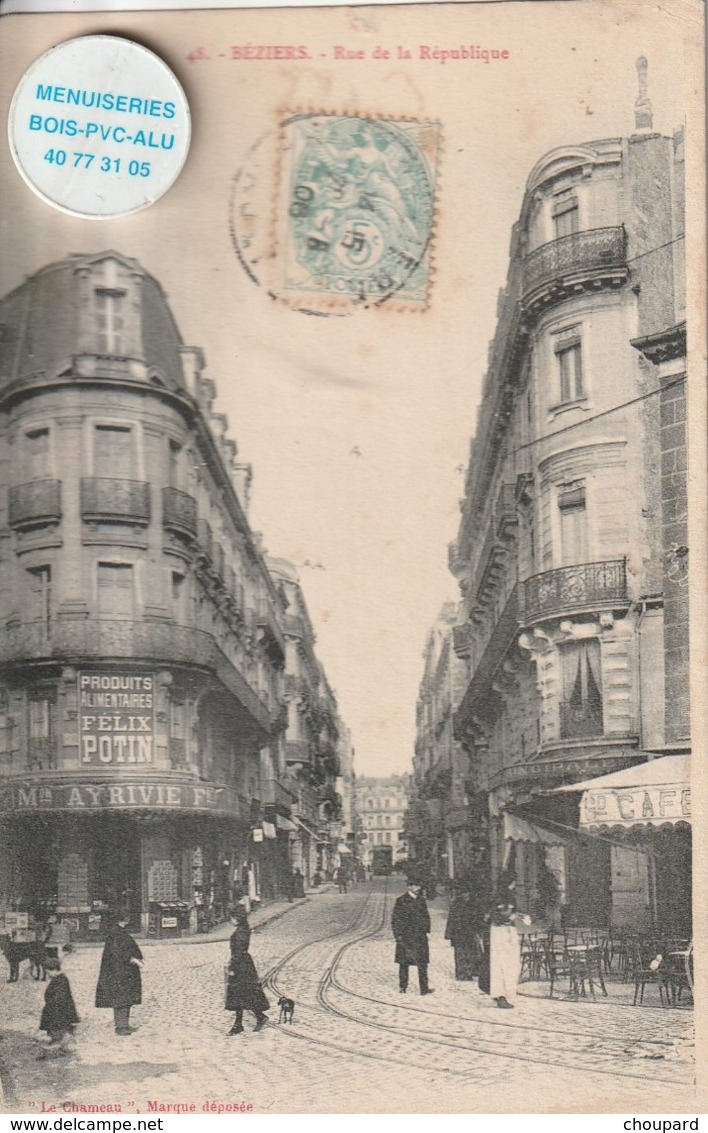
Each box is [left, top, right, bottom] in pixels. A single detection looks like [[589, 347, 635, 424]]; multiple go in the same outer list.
[[0, 250, 350, 938], [354, 774, 410, 870], [444, 77, 689, 933]]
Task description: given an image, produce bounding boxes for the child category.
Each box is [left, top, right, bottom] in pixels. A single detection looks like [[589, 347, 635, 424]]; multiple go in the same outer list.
[[39, 944, 80, 1056]]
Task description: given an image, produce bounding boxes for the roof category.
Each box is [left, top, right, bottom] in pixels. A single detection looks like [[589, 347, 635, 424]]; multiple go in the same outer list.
[[0, 251, 187, 398]]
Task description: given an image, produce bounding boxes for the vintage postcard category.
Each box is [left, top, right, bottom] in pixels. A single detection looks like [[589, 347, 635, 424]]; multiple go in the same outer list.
[[0, 0, 704, 1117]]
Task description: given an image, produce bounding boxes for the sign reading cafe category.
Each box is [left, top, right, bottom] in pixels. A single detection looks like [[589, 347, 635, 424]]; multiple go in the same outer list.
[[78, 672, 155, 765]]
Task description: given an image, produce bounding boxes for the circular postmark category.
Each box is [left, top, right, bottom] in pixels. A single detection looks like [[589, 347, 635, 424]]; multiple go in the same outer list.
[[229, 113, 441, 314], [8, 35, 191, 220]]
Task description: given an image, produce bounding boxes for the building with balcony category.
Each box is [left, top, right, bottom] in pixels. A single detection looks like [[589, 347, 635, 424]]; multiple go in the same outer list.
[[409, 603, 483, 887], [0, 250, 297, 937], [449, 75, 689, 933], [354, 775, 410, 869], [266, 557, 345, 882]]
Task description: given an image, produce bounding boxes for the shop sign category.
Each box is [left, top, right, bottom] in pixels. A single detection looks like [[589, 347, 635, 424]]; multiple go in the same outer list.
[[580, 784, 691, 827], [78, 672, 155, 766], [0, 779, 244, 817]]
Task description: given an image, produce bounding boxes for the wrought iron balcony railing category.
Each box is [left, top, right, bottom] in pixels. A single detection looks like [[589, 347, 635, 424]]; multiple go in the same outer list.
[[162, 487, 198, 537], [523, 226, 628, 303], [8, 480, 62, 528], [81, 478, 150, 523], [523, 558, 628, 622], [559, 700, 604, 740]]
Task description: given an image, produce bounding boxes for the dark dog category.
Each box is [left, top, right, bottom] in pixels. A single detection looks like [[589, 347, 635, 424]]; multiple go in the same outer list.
[[0, 933, 50, 983], [277, 996, 295, 1024]]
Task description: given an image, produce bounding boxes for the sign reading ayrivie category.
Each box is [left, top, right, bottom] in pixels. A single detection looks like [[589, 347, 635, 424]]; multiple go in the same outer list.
[[0, 780, 243, 816], [79, 672, 155, 765]]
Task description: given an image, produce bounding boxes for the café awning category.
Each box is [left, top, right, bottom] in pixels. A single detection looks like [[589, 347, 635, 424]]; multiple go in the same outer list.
[[555, 755, 690, 831], [503, 812, 565, 845]]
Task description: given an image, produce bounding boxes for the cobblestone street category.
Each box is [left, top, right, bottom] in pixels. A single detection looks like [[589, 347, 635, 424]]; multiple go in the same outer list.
[[0, 883, 695, 1114]]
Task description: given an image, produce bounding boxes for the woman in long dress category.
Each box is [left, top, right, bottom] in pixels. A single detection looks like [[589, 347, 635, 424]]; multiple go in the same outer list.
[[224, 906, 270, 1035]]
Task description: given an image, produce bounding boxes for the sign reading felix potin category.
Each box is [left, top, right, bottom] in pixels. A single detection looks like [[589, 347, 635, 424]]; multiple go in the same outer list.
[[78, 672, 155, 765]]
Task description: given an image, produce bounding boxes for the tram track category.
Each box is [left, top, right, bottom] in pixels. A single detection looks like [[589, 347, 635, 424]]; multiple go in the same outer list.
[[261, 884, 692, 1086]]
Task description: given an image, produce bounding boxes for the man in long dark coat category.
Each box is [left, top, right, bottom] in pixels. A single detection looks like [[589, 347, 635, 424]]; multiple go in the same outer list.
[[95, 912, 143, 1035], [225, 906, 269, 1034], [392, 879, 433, 995]]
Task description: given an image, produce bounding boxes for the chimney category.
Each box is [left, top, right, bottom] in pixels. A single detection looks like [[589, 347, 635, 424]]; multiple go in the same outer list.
[[634, 56, 653, 133]]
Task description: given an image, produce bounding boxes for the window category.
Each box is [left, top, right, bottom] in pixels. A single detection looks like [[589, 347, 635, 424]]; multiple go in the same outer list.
[[95, 289, 125, 354], [27, 565, 51, 629], [168, 439, 183, 489], [171, 571, 186, 622], [558, 486, 588, 566], [560, 641, 603, 738], [384, 798, 390, 808], [94, 425, 134, 478], [97, 562, 135, 619], [25, 428, 50, 481], [553, 194, 579, 239], [27, 692, 56, 770], [556, 340, 584, 404], [384, 832, 391, 844]]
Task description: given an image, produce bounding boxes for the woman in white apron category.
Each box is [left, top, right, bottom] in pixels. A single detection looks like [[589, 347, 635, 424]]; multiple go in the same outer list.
[[488, 882, 531, 1008]]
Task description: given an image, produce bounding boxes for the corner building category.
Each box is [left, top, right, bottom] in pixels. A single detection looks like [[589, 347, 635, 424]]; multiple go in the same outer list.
[[0, 251, 287, 936], [451, 88, 689, 934]]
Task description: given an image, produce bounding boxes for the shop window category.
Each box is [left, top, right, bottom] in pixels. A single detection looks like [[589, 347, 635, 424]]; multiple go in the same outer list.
[[552, 194, 579, 239], [556, 339, 584, 404], [558, 485, 588, 566], [94, 425, 134, 479], [97, 562, 135, 619], [27, 565, 52, 629], [560, 641, 603, 738], [25, 427, 51, 481], [27, 691, 56, 770]]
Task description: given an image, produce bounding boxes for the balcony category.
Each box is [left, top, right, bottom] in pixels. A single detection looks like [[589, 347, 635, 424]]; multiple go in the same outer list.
[[523, 559, 628, 623], [197, 518, 213, 562], [560, 700, 603, 740], [261, 777, 297, 808], [81, 478, 150, 524], [8, 480, 62, 528], [522, 226, 628, 313], [162, 487, 198, 538], [0, 620, 273, 736]]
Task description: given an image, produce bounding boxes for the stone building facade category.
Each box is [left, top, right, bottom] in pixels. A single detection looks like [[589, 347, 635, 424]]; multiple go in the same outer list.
[[449, 85, 689, 932], [354, 774, 410, 869], [0, 250, 346, 936]]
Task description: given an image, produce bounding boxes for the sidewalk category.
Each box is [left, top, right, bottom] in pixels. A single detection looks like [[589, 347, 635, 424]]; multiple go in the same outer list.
[[139, 882, 335, 947]]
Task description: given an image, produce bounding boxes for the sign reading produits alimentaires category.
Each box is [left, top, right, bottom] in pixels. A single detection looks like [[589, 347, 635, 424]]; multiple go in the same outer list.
[[78, 672, 155, 766]]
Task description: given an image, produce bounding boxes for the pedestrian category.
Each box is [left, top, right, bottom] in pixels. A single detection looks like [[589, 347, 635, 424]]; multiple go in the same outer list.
[[312, 870, 322, 888], [335, 865, 348, 894], [38, 944, 80, 1057], [95, 910, 144, 1035], [487, 880, 531, 1008], [225, 905, 269, 1035], [392, 876, 433, 995], [292, 868, 305, 899], [444, 877, 485, 980]]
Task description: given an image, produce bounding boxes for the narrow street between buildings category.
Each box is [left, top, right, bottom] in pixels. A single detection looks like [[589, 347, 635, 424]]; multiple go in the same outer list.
[[0, 882, 694, 1115]]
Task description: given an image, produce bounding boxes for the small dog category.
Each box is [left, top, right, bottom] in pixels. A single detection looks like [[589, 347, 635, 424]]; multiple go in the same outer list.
[[277, 996, 295, 1024], [0, 934, 50, 983]]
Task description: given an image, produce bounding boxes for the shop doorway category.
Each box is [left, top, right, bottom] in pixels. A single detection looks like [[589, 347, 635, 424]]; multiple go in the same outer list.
[[93, 818, 142, 931]]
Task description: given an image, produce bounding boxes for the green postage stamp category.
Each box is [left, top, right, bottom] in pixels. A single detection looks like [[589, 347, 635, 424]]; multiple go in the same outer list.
[[275, 113, 441, 312]]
